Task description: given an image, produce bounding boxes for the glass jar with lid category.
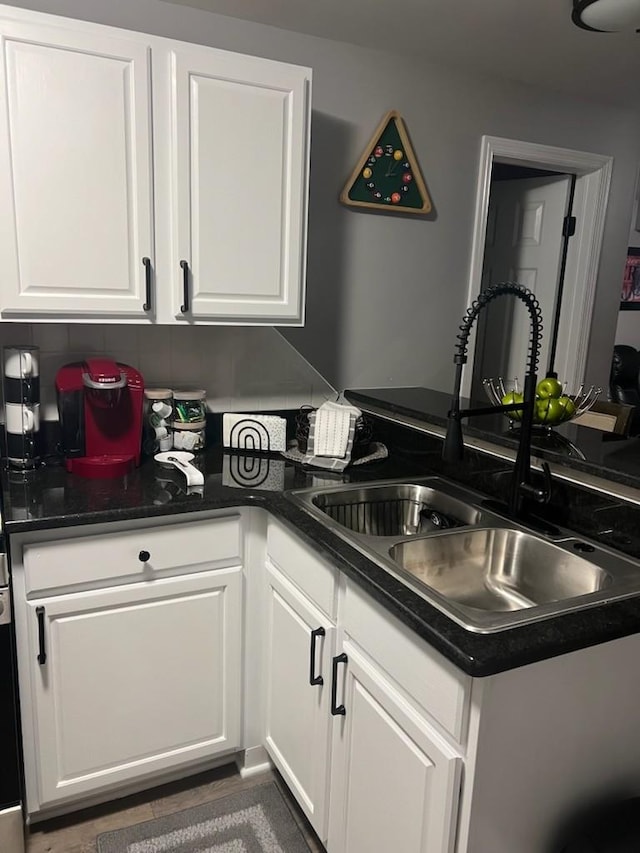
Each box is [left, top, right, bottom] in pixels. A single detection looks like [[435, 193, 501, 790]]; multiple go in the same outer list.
[[171, 421, 206, 452], [172, 389, 206, 425], [143, 388, 173, 455]]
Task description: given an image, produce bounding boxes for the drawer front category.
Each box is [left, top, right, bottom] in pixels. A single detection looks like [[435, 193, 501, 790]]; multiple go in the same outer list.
[[23, 515, 243, 595], [266, 519, 337, 618], [342, 579, 470, 743]]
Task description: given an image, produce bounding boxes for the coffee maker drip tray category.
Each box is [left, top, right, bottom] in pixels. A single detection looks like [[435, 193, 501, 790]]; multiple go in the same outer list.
[[65, 454, 137, 480]]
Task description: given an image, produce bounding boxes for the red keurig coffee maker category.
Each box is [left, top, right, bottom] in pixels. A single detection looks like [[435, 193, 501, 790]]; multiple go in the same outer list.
[[55, 359, 144, 478]]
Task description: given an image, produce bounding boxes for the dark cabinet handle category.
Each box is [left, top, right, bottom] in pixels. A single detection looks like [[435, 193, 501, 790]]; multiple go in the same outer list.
[[142, 257, 152, 312], [180, 260, 189, 314], [331, 652, 348, 715], [139, 550, 151, 563], [309, 627, 325, 686], [36, 606, 46, 665]]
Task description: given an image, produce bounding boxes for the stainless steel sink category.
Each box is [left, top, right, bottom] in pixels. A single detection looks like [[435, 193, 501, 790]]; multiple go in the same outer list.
[[389, 528, 613, 631], [287, 476, 640, 632], [310, 482, 484, 536]]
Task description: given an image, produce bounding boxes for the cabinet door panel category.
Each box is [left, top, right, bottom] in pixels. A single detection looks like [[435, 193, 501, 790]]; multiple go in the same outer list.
[[26, 569, 241, 807], [170, 46, 310, 323], [329, 641, 462, 853], [264, 563, 333, 840], [0, 20, 153, 317]]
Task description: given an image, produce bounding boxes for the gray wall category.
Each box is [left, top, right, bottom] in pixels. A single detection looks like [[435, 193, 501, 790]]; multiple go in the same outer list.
[[6, 0, 640, 395]]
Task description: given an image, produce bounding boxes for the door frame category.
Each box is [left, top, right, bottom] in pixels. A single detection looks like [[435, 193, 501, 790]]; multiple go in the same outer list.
[[462, 136, 613, 398]]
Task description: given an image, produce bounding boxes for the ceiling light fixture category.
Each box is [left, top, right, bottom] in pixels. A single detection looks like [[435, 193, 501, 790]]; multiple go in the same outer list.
[[572, 0, 640, 31]]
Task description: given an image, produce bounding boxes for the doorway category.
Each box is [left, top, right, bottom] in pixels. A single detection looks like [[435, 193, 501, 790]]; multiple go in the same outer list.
[[462, 136, 613, 400], [470, 167, 572, 402]]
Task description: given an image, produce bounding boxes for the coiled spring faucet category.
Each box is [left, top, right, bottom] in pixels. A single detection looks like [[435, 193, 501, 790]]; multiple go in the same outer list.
[[443, 282, 552, 519]]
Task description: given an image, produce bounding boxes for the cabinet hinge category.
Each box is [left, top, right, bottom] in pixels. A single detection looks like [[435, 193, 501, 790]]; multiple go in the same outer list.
[[562, 215, 576, 237]]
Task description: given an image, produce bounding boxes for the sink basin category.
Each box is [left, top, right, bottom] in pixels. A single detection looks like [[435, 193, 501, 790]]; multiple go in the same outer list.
[[390, 528, 613, 623], [287, 476, 640, 632], [310, 482, 484, 536]]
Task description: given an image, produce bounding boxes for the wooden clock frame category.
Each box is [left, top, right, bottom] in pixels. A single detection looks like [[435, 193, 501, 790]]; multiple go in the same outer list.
[[340, 110, 431, 214]]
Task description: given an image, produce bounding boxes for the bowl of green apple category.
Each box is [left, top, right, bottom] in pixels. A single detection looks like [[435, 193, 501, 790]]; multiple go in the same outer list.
[[482, 377, 601, 428]]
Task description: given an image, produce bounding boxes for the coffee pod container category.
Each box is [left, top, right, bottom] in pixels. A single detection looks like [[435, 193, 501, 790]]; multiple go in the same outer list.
[[171, 390, 207, 452], [171, 420, 206, 452], [3, 345, 40, 469], [143, 389, 173, 456]]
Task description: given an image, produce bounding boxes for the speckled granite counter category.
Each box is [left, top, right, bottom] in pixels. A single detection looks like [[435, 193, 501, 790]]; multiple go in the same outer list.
[[345, 386, 640, 489], [4, 437, 640, 679]]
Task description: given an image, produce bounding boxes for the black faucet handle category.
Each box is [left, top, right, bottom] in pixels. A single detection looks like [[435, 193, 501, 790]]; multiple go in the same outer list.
[[520, 461, 553, 505], [443, 412, 464, 462]]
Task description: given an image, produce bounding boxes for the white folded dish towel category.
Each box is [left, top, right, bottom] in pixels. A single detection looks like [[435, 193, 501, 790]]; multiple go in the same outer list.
[[303, 401, 362, 471], [310, 401, 361, 457]]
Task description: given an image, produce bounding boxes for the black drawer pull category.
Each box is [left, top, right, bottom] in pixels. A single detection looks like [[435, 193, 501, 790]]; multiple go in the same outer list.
[[180, 260, 190, 313], [139, 550, 151, 563], [309, 627, 325, 686], [142, 257, 152, 312], [36, 606, 46, 665], [331, 652, 348, 715]]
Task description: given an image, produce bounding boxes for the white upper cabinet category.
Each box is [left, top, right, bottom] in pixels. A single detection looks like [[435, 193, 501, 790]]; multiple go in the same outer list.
[[0, 6, 311, 324], [160, 44, 310, 323], [0, 17, 154, 318]]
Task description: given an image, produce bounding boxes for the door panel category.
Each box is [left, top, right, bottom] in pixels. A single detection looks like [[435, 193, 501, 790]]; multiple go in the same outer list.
[[170, 45, 309, 322], [27, 569, 241, 806], [0, 21, 153, 316], [472, 175, 571, 399], [264, 563, 334, 839], [329, 641, 462, 853]]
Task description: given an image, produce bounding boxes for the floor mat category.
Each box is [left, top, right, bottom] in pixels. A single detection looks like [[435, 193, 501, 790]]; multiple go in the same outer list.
[[96, 781, 312, 853]]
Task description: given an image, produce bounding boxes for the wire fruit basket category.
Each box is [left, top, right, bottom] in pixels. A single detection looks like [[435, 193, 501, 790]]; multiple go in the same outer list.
[[483, 378, 601, 428]]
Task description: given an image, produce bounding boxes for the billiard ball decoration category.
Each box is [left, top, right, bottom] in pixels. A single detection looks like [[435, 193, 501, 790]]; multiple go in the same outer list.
[[340, 110, 431, 214]]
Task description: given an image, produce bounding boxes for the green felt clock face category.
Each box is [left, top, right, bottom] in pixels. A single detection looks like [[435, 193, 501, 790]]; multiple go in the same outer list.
[[347, 118, 425, 209]]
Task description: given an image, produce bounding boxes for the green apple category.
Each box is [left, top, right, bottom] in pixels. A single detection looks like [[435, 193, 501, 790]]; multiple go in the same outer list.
[[536, 376, 563, 399], [501, 391, 524, 421], [557, 395, 576, 420], [536, 397, 565, 424]]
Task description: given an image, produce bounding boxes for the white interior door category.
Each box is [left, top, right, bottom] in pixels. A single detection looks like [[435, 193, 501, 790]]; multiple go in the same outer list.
[[0, 19, 154, 317], [471, 175, 571, 398]]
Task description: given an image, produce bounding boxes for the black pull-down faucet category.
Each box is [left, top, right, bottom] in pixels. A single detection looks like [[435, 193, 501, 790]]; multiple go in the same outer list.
[[443, 282, 552, 519]]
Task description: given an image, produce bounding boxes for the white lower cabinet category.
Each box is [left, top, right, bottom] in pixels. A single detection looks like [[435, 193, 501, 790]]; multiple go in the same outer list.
[[16, 509, 640, 850], [327, 639, 462, 853], [262, 519, 465, 853], [263, 562, 335, 840], [13, 514, 245, 817], [27, 571, 241, 806]]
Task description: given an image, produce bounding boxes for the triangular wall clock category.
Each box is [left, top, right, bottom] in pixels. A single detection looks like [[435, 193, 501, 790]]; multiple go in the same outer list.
[[340, 110, 431, 214]]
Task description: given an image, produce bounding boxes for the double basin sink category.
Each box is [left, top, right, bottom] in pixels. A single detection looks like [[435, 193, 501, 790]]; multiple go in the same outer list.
[[287, 476, 640, 632]]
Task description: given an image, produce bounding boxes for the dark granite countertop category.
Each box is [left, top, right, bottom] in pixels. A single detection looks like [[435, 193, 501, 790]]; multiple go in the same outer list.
[[345, 386, 640, 490], [4, 439, 640, 679]]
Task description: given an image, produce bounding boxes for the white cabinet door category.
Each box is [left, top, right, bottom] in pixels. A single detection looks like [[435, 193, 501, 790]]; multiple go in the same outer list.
[[25, 568, 241, 808], [328, 639, 462, 853], [0, 18, 154, 318], [263, 562, 334, 840], [166, 43, 310, 324]]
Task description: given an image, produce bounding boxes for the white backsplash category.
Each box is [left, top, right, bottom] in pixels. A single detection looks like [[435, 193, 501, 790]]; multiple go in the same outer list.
[[0, 323, 336, 420]]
